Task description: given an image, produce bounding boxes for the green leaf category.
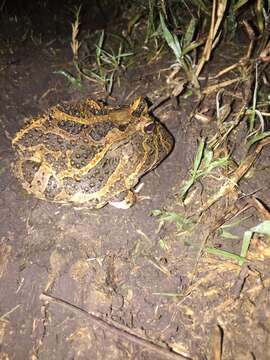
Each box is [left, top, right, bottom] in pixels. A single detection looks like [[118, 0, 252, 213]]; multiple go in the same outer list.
[[221, 215, 251, 229], [194, 137, 206, 172], [207, 221, 270, 266], [219, 230, 240, 239], [182, 39, 204, 56], [250, 220, 270, 235], [151, 209, 194, 231], [180, 178, 195, 199], [204, 155, 230, 173], [184, 18, 197, 47], [247, 131, 270, 148], [203, 148, 213, 168], [233, 0, 249, 11], [160, 13, 181, 61], [54, 70, 82, 88], [240, 230, 252, 262], [97, 30, 104, 57], [206, 247, 246, 263], [240, 221, 270, 265], [106, 72, 114, 95], [159, 239, 169, 250]]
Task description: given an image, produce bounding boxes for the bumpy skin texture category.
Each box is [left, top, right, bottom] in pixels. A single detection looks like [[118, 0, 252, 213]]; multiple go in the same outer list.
[[12, 97, 174, 208]]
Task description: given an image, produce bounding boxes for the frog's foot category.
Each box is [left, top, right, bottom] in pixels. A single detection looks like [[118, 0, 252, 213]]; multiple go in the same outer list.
[[108, 190, 136, 209]]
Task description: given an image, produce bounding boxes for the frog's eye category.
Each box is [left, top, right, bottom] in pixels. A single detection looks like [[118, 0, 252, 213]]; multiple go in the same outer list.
[[144, 122, 156, 134]]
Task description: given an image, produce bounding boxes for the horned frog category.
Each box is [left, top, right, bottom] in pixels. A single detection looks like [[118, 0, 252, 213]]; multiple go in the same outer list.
[[12, 97, 174, 209]]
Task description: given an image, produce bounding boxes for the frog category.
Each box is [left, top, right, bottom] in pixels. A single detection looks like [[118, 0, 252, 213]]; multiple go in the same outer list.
[[12, 97, 174, 209]]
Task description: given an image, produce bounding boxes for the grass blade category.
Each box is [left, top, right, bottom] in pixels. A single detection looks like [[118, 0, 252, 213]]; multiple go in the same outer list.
[[184, 18, 197, 47], [206, 247, 246, 263], [160, 13, 181, 61], [247, 131, 270, 148], [193, 137, 206, 172]]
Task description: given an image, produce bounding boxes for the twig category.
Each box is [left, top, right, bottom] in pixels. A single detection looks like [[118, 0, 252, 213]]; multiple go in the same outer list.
[[210, 63, 239, 79], [0, 304, 21, 322], [40, 292, 190, 360], [203, 77, 242, 95], [211, 324, 223, 360], [247, 196, 270, 220], [195, 0, 228, 77]]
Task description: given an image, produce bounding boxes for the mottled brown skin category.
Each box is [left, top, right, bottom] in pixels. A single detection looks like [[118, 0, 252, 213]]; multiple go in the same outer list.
[[12, 97, 174, 209]]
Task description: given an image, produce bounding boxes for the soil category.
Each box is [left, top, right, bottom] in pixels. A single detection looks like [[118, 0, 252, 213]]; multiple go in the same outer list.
[[1, 3, 270, 360]]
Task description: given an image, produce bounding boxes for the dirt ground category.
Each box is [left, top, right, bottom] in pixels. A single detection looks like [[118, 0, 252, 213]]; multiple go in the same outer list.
[[1, 3, 270, 360]]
